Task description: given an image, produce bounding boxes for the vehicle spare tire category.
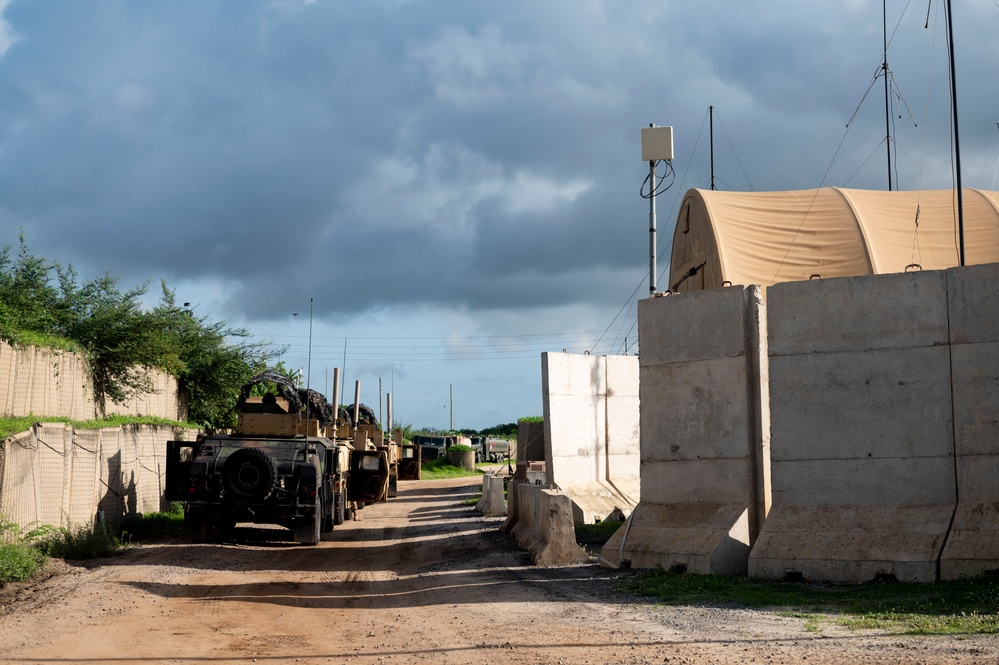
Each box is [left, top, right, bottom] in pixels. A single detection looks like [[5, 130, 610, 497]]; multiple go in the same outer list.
[[223, 447, 278, 501]]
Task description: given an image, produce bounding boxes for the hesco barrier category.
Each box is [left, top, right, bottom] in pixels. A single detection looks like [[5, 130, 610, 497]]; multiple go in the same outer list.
[[0, 342, 186, 421], [506, 481, 588, 566], [0, 423, 199, 533]]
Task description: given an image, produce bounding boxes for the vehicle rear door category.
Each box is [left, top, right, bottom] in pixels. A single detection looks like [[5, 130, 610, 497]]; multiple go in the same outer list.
[[347, 449, 390, 503], [397, 444, 421, 481]]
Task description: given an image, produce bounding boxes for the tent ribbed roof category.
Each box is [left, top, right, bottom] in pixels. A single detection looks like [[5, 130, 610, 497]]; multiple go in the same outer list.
[[668, 187, 999, 292]]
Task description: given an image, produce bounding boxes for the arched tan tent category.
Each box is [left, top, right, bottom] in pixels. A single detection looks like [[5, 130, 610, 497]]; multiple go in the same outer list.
[[668, 187, 999, 292]]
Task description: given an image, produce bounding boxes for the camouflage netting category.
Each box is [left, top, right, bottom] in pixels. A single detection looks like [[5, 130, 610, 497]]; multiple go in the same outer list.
[[236, 372, 333, 428], [346, 403, 378, 428]]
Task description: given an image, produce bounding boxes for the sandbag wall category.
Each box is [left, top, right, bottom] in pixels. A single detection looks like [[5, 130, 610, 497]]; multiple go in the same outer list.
[[601, 263, 999, 582], [0, 342, 186, 421], [0, 423, 199, 533]]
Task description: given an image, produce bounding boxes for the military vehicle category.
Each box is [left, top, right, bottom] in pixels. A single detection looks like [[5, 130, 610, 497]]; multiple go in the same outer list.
[[164, 372, 390, 545]]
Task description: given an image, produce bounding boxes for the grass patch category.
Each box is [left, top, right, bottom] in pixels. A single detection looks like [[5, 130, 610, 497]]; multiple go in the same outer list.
[[421, 457, 485, 479], [122, 502, 186, 542], [463, 493, 482, 506], [0, 414, 198, 439], [575, 520, 624, 541], [620, 569, 999, 635]]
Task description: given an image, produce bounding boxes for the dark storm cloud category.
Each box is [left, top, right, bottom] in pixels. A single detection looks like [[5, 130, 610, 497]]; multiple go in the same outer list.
[[0, 0, 996, 327]]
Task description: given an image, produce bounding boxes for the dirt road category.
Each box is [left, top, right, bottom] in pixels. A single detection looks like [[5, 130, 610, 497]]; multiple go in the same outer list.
[[1, 476, 997, 664]]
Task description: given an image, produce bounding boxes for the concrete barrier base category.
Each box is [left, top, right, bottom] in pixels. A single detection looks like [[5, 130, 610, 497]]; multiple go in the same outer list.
[[940, 502, 999, 580], [475, 474, 507, 517], [509, 483, 589, 566], [599, 502, 750, 574], [749, 505, 953, 583], [559, 479, 639, 524]]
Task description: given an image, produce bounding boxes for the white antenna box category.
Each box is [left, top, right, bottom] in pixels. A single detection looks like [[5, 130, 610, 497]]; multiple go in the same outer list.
[[641, 125, 674, 161]]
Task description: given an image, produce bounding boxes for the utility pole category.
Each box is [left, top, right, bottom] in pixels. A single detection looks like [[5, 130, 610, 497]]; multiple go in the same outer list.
[[449, 383, 454, 432]]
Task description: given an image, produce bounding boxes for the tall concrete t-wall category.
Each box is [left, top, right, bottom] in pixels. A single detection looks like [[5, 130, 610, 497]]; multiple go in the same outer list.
[[1, 423, 199, 533], [939, 264, 999, 580], [749, 271, 956, 583], [541, 353, 640, 523], [601, 286, 770, 574], [0, 342, 186, 421]]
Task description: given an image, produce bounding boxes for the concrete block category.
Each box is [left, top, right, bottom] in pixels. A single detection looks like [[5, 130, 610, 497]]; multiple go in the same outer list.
[[542, 353, 641, 524], [749, 505, 954, 583], [940, 502, 999, 580], [509, 483, 589, 566], [475, 474, 507, 517], [769, 347, 953, 462], [614, 286, 768, 573], [638, 288, 753, 365], [947, 263, 999, 345], [755, 270, 956, 583], [601, 502, 750, 575], [767, 271, 948, 356]]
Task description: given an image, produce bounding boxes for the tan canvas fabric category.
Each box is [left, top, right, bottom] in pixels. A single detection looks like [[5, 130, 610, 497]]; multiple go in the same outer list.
[[668, 188, 999, 292]]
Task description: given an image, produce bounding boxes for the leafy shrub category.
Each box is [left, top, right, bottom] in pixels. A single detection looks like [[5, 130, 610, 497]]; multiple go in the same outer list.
[[0, 515, 48, 586], [34, 521, 123, 560], [448, 444, 473, 453], [0, 541, 46, 585]]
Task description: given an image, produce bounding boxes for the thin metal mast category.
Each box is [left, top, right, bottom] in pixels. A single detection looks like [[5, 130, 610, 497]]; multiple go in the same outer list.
[[883, 0, 893, 191], [709, 106, 716, 191], [945, 0, 965, 265]]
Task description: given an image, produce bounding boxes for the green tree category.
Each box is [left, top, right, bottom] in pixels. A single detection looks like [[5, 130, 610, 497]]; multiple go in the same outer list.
[[150, 284, 278, 432]]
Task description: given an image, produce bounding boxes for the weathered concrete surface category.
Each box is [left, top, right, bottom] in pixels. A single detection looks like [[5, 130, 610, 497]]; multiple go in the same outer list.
[[475, 473, 506, 517], [542, 352, 640, 523], [509, 483, 589, 566], [750, 270, 956, 583], [516, 420, 545, 462], [941, 263, 999, 579], [601, 286, 769, 574]]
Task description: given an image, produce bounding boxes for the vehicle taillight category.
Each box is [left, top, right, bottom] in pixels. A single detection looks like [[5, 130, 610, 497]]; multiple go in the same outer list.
[[299, 482, 316, 499]]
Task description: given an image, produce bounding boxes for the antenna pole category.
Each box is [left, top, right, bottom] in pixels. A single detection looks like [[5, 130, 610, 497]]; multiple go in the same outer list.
[[883, 0, 893, 191], [648, 124, 657, 295], [709, 106, 716, 191], [945, 0, 965, 265]]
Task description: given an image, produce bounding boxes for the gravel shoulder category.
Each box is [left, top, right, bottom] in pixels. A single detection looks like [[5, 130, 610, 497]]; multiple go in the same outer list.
[[1, 476, 997, 664]]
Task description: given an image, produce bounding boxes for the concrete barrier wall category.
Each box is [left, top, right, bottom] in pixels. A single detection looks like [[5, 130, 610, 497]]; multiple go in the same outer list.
[[0, 342, 186, 421], [508, 482, 589, 566], [602, 286, 769, 574], [749, 271, 956, 583], [941, 263, 999, 579], [0, 423, 199, 533], [542, 352, 640, 523]]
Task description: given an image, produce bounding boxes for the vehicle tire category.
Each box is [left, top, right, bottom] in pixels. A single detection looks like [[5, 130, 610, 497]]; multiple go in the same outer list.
[[387, 473, 398, 499], [295, 498, 321, 545], [222, 447, 278, 501], [333, 488, 346, 526]]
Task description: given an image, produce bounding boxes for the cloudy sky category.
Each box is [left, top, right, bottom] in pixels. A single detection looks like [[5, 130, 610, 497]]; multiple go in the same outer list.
[[1, 0, 997, 430]]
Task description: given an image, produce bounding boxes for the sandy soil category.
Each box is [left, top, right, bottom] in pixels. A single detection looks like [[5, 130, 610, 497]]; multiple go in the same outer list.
[[1, 476, 997, 665]]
